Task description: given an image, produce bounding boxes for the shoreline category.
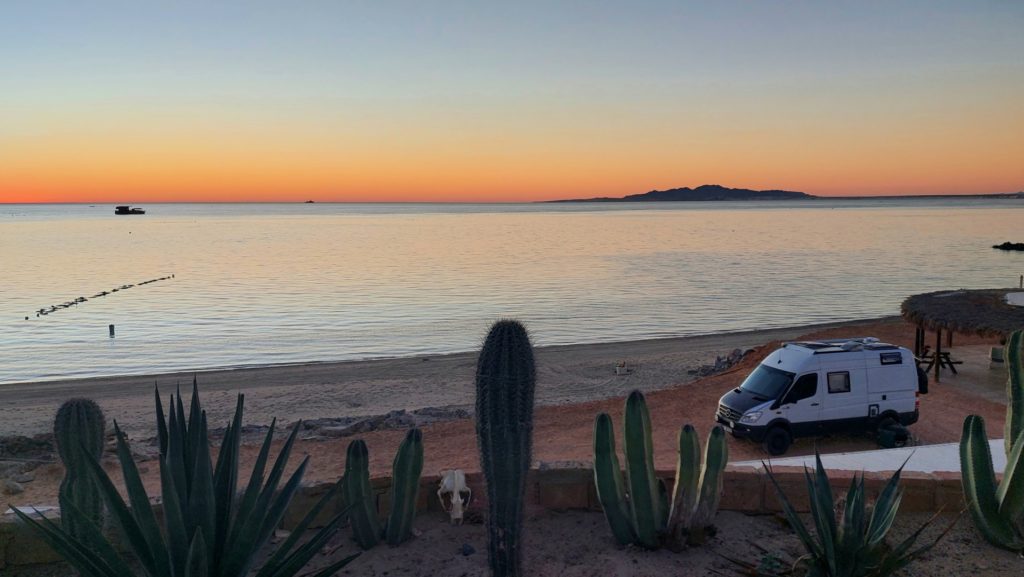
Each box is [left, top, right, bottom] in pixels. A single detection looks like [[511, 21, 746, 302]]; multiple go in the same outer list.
[[1, 315, 897, 387], [0, 316, 896, 438]]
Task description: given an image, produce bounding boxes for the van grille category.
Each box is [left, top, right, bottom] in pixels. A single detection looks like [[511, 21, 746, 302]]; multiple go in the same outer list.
[[717, 404, 742, 422]]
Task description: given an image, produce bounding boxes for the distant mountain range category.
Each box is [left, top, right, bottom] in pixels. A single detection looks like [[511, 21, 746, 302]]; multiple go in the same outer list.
[[547, 184, 814, 203]]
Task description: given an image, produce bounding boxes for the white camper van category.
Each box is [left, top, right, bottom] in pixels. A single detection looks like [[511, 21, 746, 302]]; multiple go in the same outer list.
[[716, 337, 926, 455]]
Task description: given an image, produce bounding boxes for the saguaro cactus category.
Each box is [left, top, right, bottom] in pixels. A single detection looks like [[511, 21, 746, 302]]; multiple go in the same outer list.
[[54, 398, 106, 539], [960, 328, 1024, 552], [475, 319, 536, 577], [593, 390, 728, 549], [344, 439, 382, 549], [385, 428, 424, 545]]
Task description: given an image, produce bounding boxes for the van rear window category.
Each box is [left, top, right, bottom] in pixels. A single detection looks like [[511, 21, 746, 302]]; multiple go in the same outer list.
[[880, 352, 902, 365]]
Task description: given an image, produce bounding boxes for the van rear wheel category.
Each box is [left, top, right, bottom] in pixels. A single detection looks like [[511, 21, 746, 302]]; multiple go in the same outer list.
[[877, 416, 898, 432], [877, 417, 908, 449], [763, 427, 791, 456]]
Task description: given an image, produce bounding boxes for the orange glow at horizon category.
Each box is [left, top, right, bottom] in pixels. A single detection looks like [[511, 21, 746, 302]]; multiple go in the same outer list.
[[4, 121, 1021, 203], [4, 85, 1022, 203]]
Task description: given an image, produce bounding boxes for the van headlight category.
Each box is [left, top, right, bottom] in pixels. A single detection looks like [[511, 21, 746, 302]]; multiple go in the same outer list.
[[740, 411, 762, 424]]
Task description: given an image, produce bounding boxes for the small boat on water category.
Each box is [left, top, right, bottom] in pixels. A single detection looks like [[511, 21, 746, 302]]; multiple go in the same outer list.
[[114, 205, 146, 215]]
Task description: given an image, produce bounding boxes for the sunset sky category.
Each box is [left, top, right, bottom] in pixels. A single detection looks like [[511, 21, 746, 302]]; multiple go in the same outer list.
[[2, 1, 1022, 203]]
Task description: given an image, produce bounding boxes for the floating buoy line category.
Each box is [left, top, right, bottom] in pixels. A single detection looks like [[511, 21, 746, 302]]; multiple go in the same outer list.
[[27, 274, 175, 318]]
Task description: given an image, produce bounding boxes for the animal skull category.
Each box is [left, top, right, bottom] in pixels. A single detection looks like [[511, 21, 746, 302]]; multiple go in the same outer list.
[[437, 469, 471, 524]]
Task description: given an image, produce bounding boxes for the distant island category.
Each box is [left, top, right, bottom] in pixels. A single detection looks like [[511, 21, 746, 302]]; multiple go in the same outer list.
[[547, 184, 814, 203], [547, 185, 1024, 203]]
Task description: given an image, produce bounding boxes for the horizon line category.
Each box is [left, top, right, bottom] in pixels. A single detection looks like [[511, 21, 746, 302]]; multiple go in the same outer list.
[[3, 190, 1023, 205]]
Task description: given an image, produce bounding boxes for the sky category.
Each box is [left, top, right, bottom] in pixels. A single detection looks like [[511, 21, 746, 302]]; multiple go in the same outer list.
[[2, 1, 1022, 203]]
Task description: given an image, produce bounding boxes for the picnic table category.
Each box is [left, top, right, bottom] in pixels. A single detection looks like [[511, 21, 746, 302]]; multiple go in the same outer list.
[[915, 350, 963, 374]]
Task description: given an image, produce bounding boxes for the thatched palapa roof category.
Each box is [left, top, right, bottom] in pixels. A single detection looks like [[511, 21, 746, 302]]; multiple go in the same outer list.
[[901, 288, 1024, 338]]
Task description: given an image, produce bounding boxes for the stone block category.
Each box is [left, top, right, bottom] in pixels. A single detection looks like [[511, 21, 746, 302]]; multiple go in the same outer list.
[[761, 466, 810, 513], [538, 481, 590, 511], [720, 469, 764, 513], [894, 471, 937, 512], [587, 480, 603, 512], [934, 471, 966, 512], [280, 481, 343, 531], [6, 521, 61, 566]]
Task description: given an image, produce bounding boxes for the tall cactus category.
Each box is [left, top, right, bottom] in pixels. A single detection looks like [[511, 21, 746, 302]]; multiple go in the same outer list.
[[344, 439, 381, 549], [623, 390, 664, 548], [54, 398, 106, 539], [475, 319, 536, 577], [592, 414, 635, 545], [960, 328, 1024, 552], [593, 390, 728, 549], [679, 425, 727, 544], [385, 428, 424, 545]]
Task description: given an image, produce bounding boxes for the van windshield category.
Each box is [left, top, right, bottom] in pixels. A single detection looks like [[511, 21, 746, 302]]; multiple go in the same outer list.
[[739, 365, 795, 399]]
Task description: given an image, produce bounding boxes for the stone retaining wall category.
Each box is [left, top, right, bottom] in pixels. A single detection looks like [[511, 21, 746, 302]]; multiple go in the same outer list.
[[0, 465, 968, 570]]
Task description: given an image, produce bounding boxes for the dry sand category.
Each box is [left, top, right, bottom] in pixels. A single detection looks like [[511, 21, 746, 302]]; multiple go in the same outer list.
[[0, 318, 895, 438]]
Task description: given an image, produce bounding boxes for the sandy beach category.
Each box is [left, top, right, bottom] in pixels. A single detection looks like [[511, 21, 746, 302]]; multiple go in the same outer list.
[[0, 317, 895, 438]]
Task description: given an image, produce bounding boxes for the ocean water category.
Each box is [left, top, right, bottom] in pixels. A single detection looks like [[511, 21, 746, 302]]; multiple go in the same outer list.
[[2, 198, 1022, 384]]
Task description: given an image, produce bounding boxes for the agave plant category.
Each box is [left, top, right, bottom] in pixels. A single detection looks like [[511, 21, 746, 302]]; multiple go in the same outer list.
[[765, 453, 952, 577], [960, 415, 1024, 551], [14, 380, 359, 577], [958, 328, 1024, 551]]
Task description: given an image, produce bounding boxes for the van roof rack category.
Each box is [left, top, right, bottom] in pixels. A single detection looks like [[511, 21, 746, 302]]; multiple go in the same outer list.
[[783, 337, 900, 354]]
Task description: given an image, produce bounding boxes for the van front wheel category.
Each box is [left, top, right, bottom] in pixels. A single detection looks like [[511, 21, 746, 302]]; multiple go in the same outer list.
[[763, 427, 791, 456]]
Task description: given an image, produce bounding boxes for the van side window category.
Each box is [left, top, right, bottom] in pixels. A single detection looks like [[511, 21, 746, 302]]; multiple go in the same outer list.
[[880, 352, 902, 365], [827, 371, 851, 394], [786, 373, 818, 403]]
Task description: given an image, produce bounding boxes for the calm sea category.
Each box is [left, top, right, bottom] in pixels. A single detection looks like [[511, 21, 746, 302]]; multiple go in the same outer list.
[[2, 199, 1022, 384]]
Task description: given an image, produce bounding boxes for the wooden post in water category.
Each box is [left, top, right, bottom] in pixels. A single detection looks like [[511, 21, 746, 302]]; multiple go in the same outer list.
[[109, 324, 115, 338]]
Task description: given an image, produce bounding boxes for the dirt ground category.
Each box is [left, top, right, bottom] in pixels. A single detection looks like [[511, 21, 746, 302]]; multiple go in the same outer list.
[[8, 510, 1022, 577]]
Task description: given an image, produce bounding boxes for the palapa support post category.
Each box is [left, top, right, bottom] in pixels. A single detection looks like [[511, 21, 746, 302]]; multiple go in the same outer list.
[[934, 326, 942, 383]]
